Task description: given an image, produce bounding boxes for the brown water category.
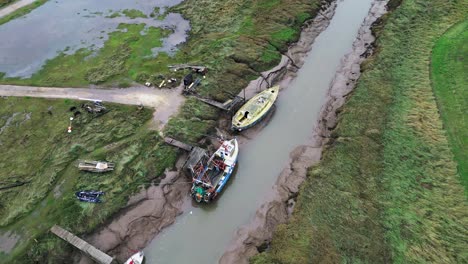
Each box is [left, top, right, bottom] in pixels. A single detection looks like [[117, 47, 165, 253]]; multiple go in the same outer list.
[[144, 0, 375, 263], [0, 0, 188, 77]]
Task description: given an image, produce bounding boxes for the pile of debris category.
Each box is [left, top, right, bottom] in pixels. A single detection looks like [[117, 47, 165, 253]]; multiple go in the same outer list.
[[81, 101, 107, 114]]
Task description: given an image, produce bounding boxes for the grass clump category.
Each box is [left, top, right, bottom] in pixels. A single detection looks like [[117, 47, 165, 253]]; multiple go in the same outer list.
[[252, 0, 468, 263], [0, 97, 177, 263], [164, 97, 218, 144], [0, 0, 15, 8], [431, 20, 468, 191], [121, 9, 147, 19]]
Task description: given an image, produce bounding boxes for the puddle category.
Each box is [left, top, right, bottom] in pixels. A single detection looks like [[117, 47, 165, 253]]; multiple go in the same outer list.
[[0, 231, 20, 254]]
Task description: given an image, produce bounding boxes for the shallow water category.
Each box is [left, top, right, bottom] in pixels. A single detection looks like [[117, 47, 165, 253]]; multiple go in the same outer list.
[[0, 0, 188, 77], [143, 0, 374, 263]]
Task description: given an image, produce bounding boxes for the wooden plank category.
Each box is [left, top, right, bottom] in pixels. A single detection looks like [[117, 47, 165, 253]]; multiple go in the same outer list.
[[164, 137, 193, 152], [51, 225, 114, 264]]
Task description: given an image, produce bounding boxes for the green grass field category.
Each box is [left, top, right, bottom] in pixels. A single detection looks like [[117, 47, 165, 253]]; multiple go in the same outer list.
[[0, 98, 178, 263], [431, 20, 468, 192], [252, 0, 468, 263]]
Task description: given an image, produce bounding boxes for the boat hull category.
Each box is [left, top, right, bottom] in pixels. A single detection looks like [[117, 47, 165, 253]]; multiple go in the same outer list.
[[231, 86, 279, 131], [191, 138, 239, 203], [124, 251, 144, 264]]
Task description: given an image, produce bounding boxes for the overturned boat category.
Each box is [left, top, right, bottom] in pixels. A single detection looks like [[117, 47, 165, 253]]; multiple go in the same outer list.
[[78, 160, 114, 173], [190, 138, 239, 203], [75, 190, 104, 203], [124, 251, 144, 264], [232, 85, 279, 131]]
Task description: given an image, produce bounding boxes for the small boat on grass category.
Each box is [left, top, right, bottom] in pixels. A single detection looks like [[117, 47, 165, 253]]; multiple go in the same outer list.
[[75, 190, 104, 203], [124, 251, 144, 264], [232, 85, 279, 131], [190, 138, 239, 203], [78, 160, 114, 173]]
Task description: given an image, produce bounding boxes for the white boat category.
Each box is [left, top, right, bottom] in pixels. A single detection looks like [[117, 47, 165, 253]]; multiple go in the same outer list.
[[124, 251, 144, 264], [190, 138, 239, 202]]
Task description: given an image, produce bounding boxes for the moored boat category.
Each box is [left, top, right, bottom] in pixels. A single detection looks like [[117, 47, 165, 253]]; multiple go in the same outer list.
[[190, 138, 239, 203], [231, 85, 279, 131], [124, 251, 144, 264], [75, 190, 104, 203]]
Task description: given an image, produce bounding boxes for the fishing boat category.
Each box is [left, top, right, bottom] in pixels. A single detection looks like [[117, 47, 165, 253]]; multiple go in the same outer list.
[[75, 190, 104, 203], [124, 251, 144, 264], [190, 138, 239, 203], [231, 85, 279, 131]]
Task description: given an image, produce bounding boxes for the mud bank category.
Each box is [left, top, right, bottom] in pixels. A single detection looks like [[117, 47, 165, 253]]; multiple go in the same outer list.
[[77, 158, 191, 263], [220, 1, 389, 263]]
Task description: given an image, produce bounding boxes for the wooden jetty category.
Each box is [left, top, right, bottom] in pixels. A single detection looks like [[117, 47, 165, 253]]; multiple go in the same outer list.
[[168, 64, 207, 73], [164, 137, 193, 152], [194, 95, 244, 114], [50, 225, 114, 264], [164, 137, 209, 177]]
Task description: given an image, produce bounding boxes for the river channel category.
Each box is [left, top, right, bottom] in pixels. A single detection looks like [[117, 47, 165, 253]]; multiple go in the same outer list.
[[143, 0, 375, 263]]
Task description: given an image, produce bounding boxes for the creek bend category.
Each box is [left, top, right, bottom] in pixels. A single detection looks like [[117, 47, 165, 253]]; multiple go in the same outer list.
[[143, 0, 375, 263]]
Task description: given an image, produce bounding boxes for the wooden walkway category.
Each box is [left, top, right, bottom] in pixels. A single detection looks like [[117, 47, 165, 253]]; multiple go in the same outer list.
[[164, 137, 209, 177], [194, 95, 244, 113], [164, 137, 193, 152], [50, 225, 114, 264]]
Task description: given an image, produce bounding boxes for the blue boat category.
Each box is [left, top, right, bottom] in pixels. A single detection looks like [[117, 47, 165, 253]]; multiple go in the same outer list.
[[75, 190, 104, 203], [190, 138, 239, 203]]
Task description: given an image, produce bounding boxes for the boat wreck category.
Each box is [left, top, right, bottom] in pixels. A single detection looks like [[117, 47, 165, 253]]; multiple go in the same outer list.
[[78, 161, 115, 173], [75, 190, 105, 203]]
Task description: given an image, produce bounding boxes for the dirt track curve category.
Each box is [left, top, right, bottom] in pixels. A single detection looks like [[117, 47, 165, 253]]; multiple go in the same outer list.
[[0, 84, 185, 128], [0, 0, 36, 18]]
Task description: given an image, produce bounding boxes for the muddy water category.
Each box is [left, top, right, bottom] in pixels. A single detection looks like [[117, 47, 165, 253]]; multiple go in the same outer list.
[[0, 0, 188, 77], [144, 0, 374, 263]]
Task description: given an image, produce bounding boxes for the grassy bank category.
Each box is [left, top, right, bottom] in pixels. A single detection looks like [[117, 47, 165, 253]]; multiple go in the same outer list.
[[431, 20, 468, 192], [0, 0, 15, 9], [0, 98, 177, 263], [0, 0, 48, 26], [252, 0, 468, 263]]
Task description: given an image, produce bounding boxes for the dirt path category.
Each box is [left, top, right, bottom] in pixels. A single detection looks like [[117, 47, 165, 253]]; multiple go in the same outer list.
[[0, 0, 36, 18], [0, 84, 185, 128]]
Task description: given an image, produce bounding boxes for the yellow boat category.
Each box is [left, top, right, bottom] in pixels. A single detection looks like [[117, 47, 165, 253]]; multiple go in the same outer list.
[[231, 86, 279, 131]]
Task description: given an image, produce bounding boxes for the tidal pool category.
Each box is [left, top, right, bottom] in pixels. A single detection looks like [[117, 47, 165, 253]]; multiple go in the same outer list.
[[0, 0, 188, 78]]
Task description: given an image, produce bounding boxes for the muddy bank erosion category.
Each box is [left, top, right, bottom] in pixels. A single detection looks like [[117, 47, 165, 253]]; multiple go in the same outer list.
[[77, 0, 387, 262], [220, 0, 389, 263], [77, 156, 191, 263]]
